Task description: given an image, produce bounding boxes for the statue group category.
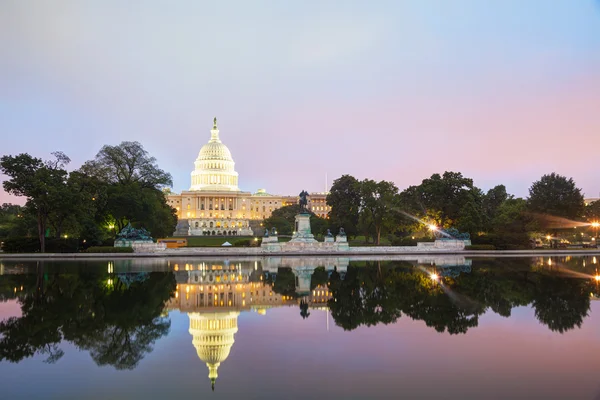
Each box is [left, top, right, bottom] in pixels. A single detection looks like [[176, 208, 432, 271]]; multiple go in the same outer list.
[[115, 223, 153, 242]]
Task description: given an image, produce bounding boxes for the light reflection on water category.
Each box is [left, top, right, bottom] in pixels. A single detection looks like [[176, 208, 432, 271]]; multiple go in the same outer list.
[[1, 255, 600, 399]]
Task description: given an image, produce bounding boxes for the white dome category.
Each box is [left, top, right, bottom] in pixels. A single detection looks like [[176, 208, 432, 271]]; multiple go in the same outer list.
[[190, 118, 240, 191], [198, 142, 233, 163]]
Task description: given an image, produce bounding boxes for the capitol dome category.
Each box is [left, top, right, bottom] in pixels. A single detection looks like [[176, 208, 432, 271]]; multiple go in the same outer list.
[[190, 118, 240, 191], [189, 311, 240, 391]]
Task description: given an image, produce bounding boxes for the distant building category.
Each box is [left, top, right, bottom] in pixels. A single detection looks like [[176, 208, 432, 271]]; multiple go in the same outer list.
[[166, 119, 330, 236], [585, 198, 599, 206]]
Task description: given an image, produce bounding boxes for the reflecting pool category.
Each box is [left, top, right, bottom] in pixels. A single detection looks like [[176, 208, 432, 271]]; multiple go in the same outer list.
[[1, 255, 600, 399]]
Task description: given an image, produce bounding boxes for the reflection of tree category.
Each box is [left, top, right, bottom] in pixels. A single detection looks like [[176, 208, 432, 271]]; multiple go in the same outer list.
[[327, 260, 595, 335], [531, 275, 590, 333], [270, 267, 298, 299], [65, 272, 175, 369], [310, 267, 329, 290], [395, 270, 483, 335], [0, 267, 175, 369]]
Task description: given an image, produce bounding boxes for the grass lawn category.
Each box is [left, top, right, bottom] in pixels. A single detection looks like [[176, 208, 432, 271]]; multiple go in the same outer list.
[[168, 236, 252, 247], [168, 235, 291, 247], [348, 235, 393, 246]]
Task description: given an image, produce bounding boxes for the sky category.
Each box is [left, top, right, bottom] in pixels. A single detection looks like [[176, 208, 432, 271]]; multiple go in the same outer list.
[[1, 0, 600, 204]]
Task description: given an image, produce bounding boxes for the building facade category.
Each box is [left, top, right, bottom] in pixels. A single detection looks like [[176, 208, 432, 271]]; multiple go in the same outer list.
[[166, 119, 330, 236]]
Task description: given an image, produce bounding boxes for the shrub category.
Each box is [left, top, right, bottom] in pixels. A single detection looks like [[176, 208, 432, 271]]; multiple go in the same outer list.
[[388, 235, 434, 246], [465, 244, 496, 250], [234, 239, 252, 247], [84, 246, 134, 253], [1, 237, 83, 253], [470, 232, 530, 250]]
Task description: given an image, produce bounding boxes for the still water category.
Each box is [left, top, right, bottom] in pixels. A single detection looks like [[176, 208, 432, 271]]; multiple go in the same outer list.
[[1, 255, 600, 399]]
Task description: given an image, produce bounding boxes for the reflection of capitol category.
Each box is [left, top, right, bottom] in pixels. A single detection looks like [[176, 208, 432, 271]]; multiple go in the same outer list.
[[165, 259, 348, 390], [189, 311, 239, 391]]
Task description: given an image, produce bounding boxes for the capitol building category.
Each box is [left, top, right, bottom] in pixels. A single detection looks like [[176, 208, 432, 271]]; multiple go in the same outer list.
[[166, 118, 330, 236]]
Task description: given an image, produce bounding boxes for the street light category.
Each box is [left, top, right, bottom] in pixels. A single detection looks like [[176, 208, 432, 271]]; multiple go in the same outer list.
[[428, 224, 437, 240]]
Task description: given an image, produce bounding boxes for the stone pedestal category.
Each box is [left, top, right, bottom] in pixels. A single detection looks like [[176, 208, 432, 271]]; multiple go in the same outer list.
[[114, 239, 153, 248], [291, 213, 317, 243], [335, 235, 347, 243], [262, 236, 278, 244], [324, 236, 334, 243]]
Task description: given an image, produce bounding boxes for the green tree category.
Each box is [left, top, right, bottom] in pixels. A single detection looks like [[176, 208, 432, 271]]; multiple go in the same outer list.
[[491, 198, 533, 234], [527, 173, 585, 220], [398, 172, 483, 235], [584, 200, 600, 221], [0, 204, 37, 238], [358, 179, 399, 245], [82, 142, 176, 237], [81, 141, 172, 188], [482, 185, 509, 224], [0, 152, 70, 252], [327, 175, 361, 237]]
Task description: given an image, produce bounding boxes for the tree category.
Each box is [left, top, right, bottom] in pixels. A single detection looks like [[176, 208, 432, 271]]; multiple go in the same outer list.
[[1, 152, 70, 252], [81, 142, 176, 238], [0, 204, 36, 238], [327, 175, 362, 237], [358, 179, 399, 245], [81, 141, 172, 189], [482, 185, 509, 224], [491, 198, 533, 234], [527, 173, 585, 220], [398, 172, 484, 235], [584, 200, 600, 221]]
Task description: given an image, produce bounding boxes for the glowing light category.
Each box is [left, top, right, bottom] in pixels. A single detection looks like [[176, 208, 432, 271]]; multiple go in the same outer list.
[[546, 235, 551, 240], [430, 273, 439, 281], [428, 224, 437, 231], [591, 222, 600, 228], [594, 275, 600, 282]]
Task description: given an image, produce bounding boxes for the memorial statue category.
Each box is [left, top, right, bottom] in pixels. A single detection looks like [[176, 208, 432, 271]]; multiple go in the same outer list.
[[213, 116, 218, 129], [115, 223, 153, 241], [271, 227, 277, 236], [326, 229, 333, 237], [338, 227, 346, 237], [298, 190, 309, 213], [264, 228, 269, 237]]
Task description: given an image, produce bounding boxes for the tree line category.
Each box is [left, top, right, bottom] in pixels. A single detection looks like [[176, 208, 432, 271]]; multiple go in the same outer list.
[[0, 142, 177, 252], [325, 172, 598, 247]]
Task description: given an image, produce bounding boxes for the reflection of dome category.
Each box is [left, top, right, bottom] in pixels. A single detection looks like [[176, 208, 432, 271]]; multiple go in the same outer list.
[[189, 311, 239, 391], [190, 118, 240, 191]]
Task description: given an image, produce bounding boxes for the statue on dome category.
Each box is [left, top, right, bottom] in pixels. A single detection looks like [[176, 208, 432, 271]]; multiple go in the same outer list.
[[213, 117, 218, 129], [298, 190, 309, 213]]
